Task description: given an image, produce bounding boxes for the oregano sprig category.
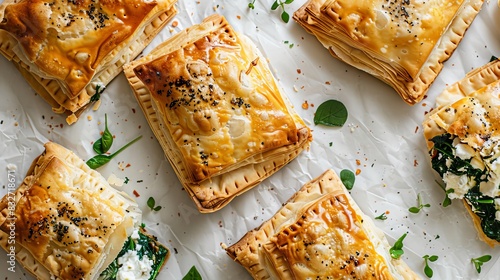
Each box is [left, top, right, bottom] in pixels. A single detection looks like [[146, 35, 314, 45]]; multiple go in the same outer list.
[[248, 0, 256, 9], [147, 197, 162, 212], [271, 0, 294, 23], [471, 255, 492, 274], [375, 213, 387, 220], [423, 255, 438, 278], [409, 193, 430, 214], [436, 180, 452, 207], [390, 233, 407, 259]]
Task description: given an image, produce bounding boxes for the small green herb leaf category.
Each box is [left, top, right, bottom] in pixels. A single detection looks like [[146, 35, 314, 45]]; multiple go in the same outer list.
[[183, 265, 202, 280], [90, 84, 104, 102], [490, 55, 498, 62], [471, 255, 492, 273], [271, 0, 279, 10], [340, 169, 355, 190], [390, 233, 407, 259], [408, 207, 421, 214], [93, 114, 114, 154], [436, 180, 452, 207], [375, 213, 387, 220], [314, 100, 348, 127], [124, 177, 130, 184], [248, 0, 256, 9], [281, 11, 290, 23], [87, 135, 142, 169], [423, 255, 438, 278], [408, 193, 430, 214], [147, 196, 162, 212]]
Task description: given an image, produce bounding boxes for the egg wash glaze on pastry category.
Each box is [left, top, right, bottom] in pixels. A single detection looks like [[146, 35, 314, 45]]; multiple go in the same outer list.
[[132, 18, 304, 183]]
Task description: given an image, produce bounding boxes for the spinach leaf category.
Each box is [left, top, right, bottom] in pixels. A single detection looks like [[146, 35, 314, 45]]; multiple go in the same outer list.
[[93, 114, 114, 154], [87, 135, 142, 169], [183, 266, 202, 280], [340, 169, 355, 190], [314, 100, 348, 127]]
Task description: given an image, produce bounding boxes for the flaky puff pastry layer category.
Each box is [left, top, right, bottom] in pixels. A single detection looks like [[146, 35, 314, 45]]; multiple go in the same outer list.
[[293, 0, 484, 104], [423, 59, 500, 247], [225, 169, 420, 280], [124, 14, 312, 213], [0, 142, 141, 279], [0, 0, 177, 124]]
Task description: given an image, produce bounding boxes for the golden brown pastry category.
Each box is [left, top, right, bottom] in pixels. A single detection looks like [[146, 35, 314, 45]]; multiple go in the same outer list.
[[226, 169, 420, 279], [124, 14, 312, 213], [0, 142, 170, 279], [293, 0, 484, 104], [0, 0, 178, 124], [423, 59, 500, 247]]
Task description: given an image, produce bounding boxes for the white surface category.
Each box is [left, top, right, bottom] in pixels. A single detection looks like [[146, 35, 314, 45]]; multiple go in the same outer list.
[[1, 0, 500, 279]]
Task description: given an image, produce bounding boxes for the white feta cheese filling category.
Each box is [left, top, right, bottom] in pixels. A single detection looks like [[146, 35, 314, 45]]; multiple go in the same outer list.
[[443, 172, 475, 199], [116, 250, 153, 280]]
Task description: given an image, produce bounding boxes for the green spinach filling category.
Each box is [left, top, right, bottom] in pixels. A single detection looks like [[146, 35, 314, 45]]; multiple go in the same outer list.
[[430, 133, 500, 241], [99, 230, 169, 280]]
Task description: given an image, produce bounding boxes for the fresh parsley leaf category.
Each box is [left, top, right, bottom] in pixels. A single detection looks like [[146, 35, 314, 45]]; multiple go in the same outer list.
[[423, 255, 438, 278], [147, 196, 162, 212], [390, 233, 407, 259], [124, 177, 130, 184], [314, 99, 348, 127], [340, 169, 355, 190], [183, 265, 202, 280], [375, 213, 387, 220], [471, 255, 492, 273]]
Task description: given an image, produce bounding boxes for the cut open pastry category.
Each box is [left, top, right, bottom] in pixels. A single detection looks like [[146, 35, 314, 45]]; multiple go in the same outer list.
[[226, 169, 420, 279], [423, 59, 500, 247], [124, 14, 312, 213], [293, 0, 484, 104], [0, 142, 169, 279], [0, 0, 178, 124]]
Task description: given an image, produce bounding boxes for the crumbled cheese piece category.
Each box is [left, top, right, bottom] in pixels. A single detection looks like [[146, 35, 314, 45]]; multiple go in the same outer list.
[[108, 173, 125, 187], [117, 250, 153, 280], [479, 173, 500, 198], [443, 172, 474, 199], [454, 143, 475, 160]]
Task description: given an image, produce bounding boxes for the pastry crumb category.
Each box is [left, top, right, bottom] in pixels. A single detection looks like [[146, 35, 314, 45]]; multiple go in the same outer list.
[[302, 100, 309, 110]]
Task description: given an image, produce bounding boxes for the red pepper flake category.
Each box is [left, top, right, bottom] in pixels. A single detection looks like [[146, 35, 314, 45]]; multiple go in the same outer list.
[[126, 163, 131, 168], [355, 159, 361, 166], [133, 190, 140, 197], [325, 81, 331, 85], [415, 126, 419, 133], [236, 15, 241, 19], [355, 169, 361, 175], [414, 159, 418, 167], [385, 210, 390, 215], [132, 108, 136, 113], [297, 69, 302, 74]]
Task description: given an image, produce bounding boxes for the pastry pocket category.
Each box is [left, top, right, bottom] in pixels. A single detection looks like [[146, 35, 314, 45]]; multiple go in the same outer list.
[[225, 169, 420, 279], [0, 0, 178, 124], [423, 59, 500, 247], [0, 142, 169, 279], [293, 0, 484, 104], [124, 14, 312, 213]]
